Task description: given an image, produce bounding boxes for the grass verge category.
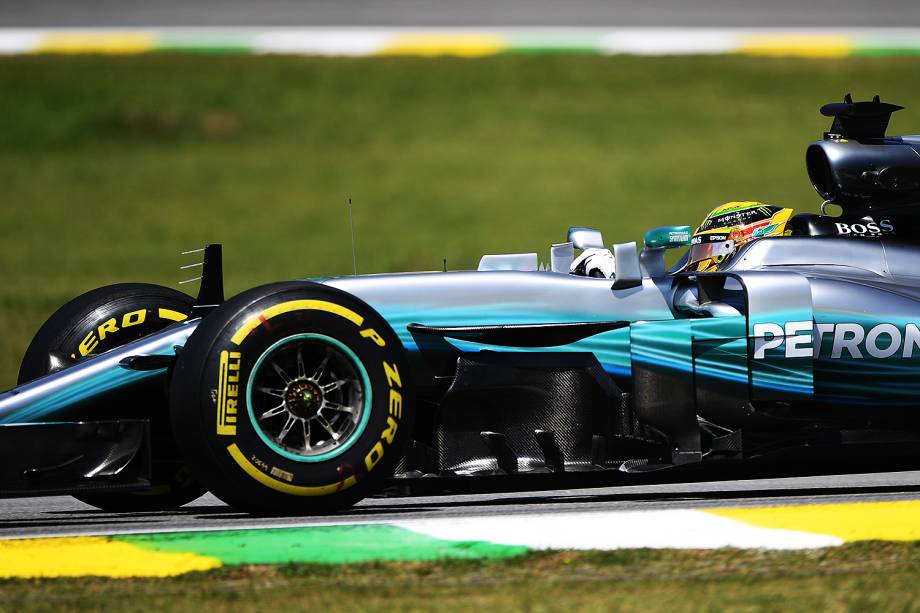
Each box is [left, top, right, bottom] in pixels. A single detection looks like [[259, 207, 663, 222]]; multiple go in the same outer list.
[[3, 54, 920, 386], [1, 542, 919, 612]]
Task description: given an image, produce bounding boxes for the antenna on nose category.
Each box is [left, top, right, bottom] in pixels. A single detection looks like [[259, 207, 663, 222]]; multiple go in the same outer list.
[[347, 198, 358, 276]]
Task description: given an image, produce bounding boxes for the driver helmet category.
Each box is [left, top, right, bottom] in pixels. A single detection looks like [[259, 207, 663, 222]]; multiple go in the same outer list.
[[685, 201, 793, 272]]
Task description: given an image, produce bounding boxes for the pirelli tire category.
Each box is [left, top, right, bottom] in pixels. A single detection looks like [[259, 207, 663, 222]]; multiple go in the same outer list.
[[169, 281, 414, 515], [17, 282, 206, 512]]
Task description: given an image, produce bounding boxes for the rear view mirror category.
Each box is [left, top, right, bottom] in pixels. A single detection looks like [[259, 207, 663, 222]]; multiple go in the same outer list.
[[567, 227, 605, 250], [644, 226, 693, 249]]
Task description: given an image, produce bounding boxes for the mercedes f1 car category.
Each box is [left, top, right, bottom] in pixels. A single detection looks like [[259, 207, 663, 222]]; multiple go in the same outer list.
[[3, 96, 920, 514]]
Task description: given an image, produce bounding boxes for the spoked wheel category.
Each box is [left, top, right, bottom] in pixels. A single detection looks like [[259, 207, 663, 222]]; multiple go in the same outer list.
[[170, 281, 415, 515], [249, 335, 369, 461]]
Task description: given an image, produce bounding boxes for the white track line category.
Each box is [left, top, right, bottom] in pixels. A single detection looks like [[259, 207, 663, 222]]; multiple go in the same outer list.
[[396, 510, 842, 550]]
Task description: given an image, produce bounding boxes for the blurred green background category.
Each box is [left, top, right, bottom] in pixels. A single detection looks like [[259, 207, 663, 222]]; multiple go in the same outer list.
[[3, 54, 920, 387]]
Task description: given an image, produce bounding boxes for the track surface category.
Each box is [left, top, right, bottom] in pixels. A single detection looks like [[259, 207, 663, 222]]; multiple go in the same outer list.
[[1, 0, 919, 28], [2, 470, 919, 540]]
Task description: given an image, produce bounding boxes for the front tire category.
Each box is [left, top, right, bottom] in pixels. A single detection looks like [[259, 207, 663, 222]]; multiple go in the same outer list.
[[18, 283, 207, 512], [169, 281, 414, 515]]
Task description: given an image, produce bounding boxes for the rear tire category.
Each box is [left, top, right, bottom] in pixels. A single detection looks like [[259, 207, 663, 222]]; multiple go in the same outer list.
[[18, 283, 207, 512], [169, 281, 414, 515]]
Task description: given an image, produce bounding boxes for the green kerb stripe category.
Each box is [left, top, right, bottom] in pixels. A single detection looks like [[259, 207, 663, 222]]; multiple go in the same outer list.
[[118, 525, 527, 565], [504, 34, 604, 55], [153, 45, 253, 54], [503, 46, 601, 55], [853, 46, 920, 56], [153, 33, 256, 55]]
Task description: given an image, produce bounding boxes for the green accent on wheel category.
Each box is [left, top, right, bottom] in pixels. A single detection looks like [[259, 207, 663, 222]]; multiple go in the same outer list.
[[246, 333, 373, 463], [118, 525, 527, 564]]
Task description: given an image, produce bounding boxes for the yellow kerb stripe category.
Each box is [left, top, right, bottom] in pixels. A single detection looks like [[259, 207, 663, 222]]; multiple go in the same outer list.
[[158, 308, 188, 322], [379, 34, 506, 57], [34, 32, 156, 55], [708, 500, 920, 542], [737, 34, 853, 58], [230, 299, 364, 346], [226, 443, 357, 495], [0, 536, 220, 578]]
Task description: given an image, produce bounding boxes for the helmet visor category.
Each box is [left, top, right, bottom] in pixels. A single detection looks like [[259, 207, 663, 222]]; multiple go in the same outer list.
[[688, 238, 735, 267]]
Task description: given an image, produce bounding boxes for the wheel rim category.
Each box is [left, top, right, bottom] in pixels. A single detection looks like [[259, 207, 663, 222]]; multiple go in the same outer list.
[[246, 333, 371, 463]]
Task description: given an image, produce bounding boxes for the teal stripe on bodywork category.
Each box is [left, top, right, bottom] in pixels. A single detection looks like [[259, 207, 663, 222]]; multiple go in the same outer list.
[[813, 311, 920, 405], [372, 303, 666, 380], [0, 367, 163, 424], [440, 326, 632, 378], [692, 317, 749, 388], [744, 272, 816, 400], [630, 319, 694, 375]]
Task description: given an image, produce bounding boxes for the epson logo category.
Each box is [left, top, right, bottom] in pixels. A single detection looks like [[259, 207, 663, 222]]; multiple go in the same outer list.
[[753, 321, 920, 360], [834, 219, 894, 237]]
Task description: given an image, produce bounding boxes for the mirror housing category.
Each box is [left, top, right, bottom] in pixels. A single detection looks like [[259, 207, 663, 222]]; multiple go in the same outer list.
[[567, 227, 605, 250], [640, 226, 692, 279], [644, 226, 693, 249]]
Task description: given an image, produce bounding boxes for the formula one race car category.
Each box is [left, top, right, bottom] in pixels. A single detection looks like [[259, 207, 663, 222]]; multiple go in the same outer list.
[[4, 95, 920, 515]]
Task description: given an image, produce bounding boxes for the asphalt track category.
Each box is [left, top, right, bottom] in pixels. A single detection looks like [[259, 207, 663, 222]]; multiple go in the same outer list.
[[2, 470, 919, 540], [1, 0, 919, 28]]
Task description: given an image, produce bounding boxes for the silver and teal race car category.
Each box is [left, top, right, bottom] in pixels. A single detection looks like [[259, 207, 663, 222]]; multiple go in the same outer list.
[[3, 95, 920, 515]]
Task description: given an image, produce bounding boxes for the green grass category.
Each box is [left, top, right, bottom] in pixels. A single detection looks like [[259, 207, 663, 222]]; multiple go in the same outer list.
[[4, 54, 920, 387], [2, 543, 920, 611]]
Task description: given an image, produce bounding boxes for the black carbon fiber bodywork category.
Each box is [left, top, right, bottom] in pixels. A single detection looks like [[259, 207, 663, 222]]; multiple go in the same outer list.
[[0, 421, 151, 497], [430, 353, 663, 475]]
